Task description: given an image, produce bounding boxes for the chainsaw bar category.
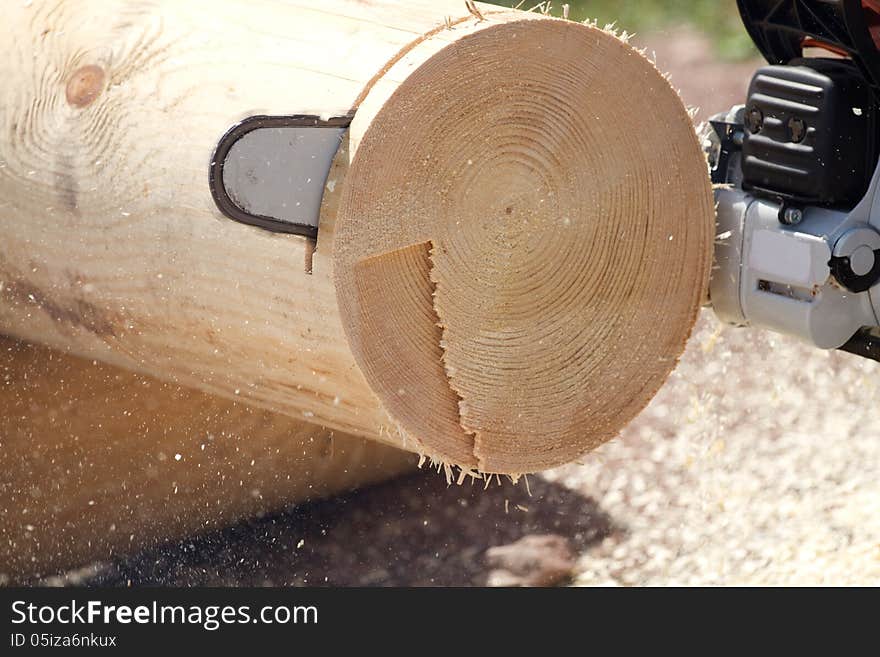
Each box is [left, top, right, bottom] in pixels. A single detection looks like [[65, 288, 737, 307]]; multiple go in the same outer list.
[[209, 115, 351, 239]]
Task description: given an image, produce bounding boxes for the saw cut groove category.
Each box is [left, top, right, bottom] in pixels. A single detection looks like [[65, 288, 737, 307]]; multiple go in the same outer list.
[[335, 17, 714, 474], [353, 242, 478, 468]]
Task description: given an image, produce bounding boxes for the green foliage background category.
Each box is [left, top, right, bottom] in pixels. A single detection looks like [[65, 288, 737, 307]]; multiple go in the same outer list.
[[487, 0, 757, 59]]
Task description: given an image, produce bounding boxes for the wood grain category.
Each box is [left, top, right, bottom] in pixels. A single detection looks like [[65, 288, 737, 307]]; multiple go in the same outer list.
[[1, 1, 714, 474], [0, 0, 504, 453], [334, 20, 714, 473]]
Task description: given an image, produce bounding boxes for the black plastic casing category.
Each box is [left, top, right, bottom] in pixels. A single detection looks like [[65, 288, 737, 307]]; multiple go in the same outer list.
[[741, 59, 876, 208], [737, 0, 880, 90]]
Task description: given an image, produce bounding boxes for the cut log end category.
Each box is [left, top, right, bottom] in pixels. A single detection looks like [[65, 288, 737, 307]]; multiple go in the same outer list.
[[334, 18, 714, 474]]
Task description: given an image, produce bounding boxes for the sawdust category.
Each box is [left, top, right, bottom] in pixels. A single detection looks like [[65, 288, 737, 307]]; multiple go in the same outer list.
[[550, 311, 880, 585]]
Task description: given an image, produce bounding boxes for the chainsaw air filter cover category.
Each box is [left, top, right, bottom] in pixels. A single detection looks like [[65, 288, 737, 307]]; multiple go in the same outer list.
[[741, 59, 876, 208]]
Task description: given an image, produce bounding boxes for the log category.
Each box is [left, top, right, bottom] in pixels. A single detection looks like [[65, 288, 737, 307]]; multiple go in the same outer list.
[[0, 0, 714, 474], [0, 337, 414, 581]]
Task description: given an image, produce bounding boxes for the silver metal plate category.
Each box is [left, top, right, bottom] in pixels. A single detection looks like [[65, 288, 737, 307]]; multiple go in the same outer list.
[[210, 115, 351, 238]]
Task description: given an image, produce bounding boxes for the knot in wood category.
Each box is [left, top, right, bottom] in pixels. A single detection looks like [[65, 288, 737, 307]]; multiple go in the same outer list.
[[65, 65, 105, 108]]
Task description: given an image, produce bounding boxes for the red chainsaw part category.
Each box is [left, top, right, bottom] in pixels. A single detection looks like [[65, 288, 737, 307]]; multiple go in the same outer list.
[[800, 2, 880, 56], [864, 0, 880, 49]]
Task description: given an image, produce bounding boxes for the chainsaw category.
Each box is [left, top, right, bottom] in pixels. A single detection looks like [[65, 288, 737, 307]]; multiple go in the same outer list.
[[705, 0, 880, 361]]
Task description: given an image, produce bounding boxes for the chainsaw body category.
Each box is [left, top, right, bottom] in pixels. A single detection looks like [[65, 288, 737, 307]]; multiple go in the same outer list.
[[707, 0, 880, 359]]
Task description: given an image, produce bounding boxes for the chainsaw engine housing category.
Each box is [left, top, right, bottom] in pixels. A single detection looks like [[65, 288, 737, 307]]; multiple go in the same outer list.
[[742, 59, 876, 208], [706, 1, 880, 360]]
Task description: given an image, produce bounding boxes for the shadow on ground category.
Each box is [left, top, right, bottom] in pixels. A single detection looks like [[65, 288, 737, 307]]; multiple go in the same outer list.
[[80, 471, 615, 587]]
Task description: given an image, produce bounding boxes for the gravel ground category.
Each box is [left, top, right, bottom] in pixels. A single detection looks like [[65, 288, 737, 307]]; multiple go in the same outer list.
[[551, 311, 880, 585], [52, 470, 614, 587], [37, 26, 880, 587]]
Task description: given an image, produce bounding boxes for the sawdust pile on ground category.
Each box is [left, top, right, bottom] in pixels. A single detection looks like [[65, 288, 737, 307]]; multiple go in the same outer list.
[[547, 311, 880, 585]]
